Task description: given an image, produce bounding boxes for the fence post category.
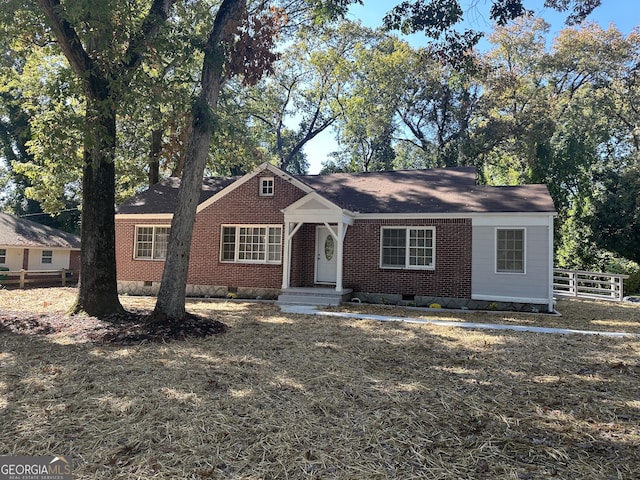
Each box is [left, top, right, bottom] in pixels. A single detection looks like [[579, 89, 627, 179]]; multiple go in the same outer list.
[[61, 268, 67, 287], [569, 271, 577, 297], [617, 276, 625, 301], [20, 269, 26, 289], [609, 276, 615, 300]]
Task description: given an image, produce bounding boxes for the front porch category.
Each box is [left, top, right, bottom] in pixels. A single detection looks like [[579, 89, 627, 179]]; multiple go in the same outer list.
[[281, 191, 355, 298], [277, 287, 354, 306]]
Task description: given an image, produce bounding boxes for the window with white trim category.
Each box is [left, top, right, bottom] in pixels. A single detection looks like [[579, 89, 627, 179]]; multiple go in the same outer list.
[[221, 225, 282, 263], [496, 228, 525, 273], [381, 227, 435, 269], [135, 226, 170, 260], [260, 177, 274, 196], [0, 248, 6, 264], [42, 250, 53, 264]]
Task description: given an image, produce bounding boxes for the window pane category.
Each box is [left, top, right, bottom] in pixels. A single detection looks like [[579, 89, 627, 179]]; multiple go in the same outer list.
[[0, 248, 5, 264], [267, 227, 282, 262], [382, 229, 406, 267], [260, 178, 274, 196], [238, 227, 266, 261], [409, 229, 433, 267], [222, 225, 281, 263], [136, 227, 154, 258], [222, 226, 236, 261], [42, 250, 53, 264], [497, 229, 524, 273], [153, 227, 170, 259]]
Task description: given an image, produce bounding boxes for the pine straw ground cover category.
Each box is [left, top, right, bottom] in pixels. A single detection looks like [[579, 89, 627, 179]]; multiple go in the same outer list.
[[0, 289, 638, 479]]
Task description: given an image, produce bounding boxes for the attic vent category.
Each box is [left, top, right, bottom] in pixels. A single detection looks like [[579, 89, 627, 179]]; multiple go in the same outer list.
[[260, 177, 274, 196]]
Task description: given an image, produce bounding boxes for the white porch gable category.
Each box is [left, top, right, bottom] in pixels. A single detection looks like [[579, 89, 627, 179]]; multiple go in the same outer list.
[[281, 192, 354, 292]]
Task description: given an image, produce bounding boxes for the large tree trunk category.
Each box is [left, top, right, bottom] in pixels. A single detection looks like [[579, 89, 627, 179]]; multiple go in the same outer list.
[[153, 0, 246, 321], [152, 109, 219, 320], [71, 95, 124, 316], [36, 0, 175, 317]]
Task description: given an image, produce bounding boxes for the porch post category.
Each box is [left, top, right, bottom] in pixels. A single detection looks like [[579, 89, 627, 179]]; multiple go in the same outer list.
[[336, 221, 344, 292]]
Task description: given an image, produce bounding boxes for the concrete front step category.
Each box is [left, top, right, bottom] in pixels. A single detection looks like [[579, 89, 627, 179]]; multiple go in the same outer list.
[[278, 288, 353, 306]]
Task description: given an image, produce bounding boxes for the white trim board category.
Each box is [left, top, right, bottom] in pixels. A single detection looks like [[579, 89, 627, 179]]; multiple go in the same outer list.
[[115, 214, 173, 220], [354, 212, 555, 224]]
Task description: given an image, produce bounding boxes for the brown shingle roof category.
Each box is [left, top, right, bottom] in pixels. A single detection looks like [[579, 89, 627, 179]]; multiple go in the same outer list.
[[115, 167, 556, 216], [299, 168, 555, 214], [468, 185, 556, 213], [0, 213, 81, 249], [116, 176, 238, 214]]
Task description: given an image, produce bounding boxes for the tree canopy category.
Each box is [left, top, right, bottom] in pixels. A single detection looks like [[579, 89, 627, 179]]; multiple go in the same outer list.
[[3, 0, 639, 316]]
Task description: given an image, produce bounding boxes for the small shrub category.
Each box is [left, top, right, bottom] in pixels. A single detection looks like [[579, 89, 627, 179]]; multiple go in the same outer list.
[[623, 266, 640, 295], [488, 302, 499, 311], [429, 303, 442, 309], [604, 256, 640, 295], [226, 292, 238, 299]]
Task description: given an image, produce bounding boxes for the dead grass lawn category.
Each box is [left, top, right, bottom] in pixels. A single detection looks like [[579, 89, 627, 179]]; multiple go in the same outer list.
[[1, 288, 639, 479]]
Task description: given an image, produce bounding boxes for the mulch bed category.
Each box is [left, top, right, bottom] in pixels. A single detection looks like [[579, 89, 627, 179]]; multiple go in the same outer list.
[[0, 309, 227, 345]]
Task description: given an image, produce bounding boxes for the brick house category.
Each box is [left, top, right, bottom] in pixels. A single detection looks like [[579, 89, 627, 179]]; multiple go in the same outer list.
[[115, 163, 557, 312]]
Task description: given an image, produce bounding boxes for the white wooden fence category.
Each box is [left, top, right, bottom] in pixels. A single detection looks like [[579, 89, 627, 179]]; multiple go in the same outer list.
[[0, 269, 76, 288], [553, 269, 629, 302]]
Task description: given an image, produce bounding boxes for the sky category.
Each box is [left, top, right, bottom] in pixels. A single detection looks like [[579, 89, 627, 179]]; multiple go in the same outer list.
[[302, 0, 640, 174]]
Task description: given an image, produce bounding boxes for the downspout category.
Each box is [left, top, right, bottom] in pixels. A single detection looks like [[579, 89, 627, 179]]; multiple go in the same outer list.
[[548, 214, 555, 312]]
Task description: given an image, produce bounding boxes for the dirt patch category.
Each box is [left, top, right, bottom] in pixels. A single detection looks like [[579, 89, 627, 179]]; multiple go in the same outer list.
[[0, 289, 226, 344], [0, 310, 227, 345]]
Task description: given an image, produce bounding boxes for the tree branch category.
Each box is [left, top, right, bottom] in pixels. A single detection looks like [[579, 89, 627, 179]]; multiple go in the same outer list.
[[122, 0, 177, 72], [35, 0, 93, 79]]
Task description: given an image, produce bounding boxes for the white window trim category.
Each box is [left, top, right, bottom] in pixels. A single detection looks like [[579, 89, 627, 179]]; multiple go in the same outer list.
[[134, 225, 171, 261], [41, 250, 53, 264], [379, 226, 436, 270], [259, 177, 275, 197], [220, 224, 283, 264], [495, 227, 526, 275]]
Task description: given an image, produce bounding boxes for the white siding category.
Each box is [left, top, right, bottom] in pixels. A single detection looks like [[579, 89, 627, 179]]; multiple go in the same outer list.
[[27, 248, 71, 270], [472, 216, 553, 305], [0, 248, 24, 271]]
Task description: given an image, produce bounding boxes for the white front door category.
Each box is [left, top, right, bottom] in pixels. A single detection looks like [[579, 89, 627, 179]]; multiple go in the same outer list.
[[316, 226, 337, 284]]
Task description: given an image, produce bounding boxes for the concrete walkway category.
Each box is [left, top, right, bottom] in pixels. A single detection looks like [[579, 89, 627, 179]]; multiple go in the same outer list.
[[280, 304, 640, 338]]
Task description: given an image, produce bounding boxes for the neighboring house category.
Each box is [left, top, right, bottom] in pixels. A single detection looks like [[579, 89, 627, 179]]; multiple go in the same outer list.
[[0, 213, 81, 273], [115, 163, 557, 312]]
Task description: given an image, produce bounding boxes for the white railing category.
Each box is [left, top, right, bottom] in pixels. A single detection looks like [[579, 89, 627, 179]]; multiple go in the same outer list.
[[0, 269, 77, 288], [553, 269, 629, 302]]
